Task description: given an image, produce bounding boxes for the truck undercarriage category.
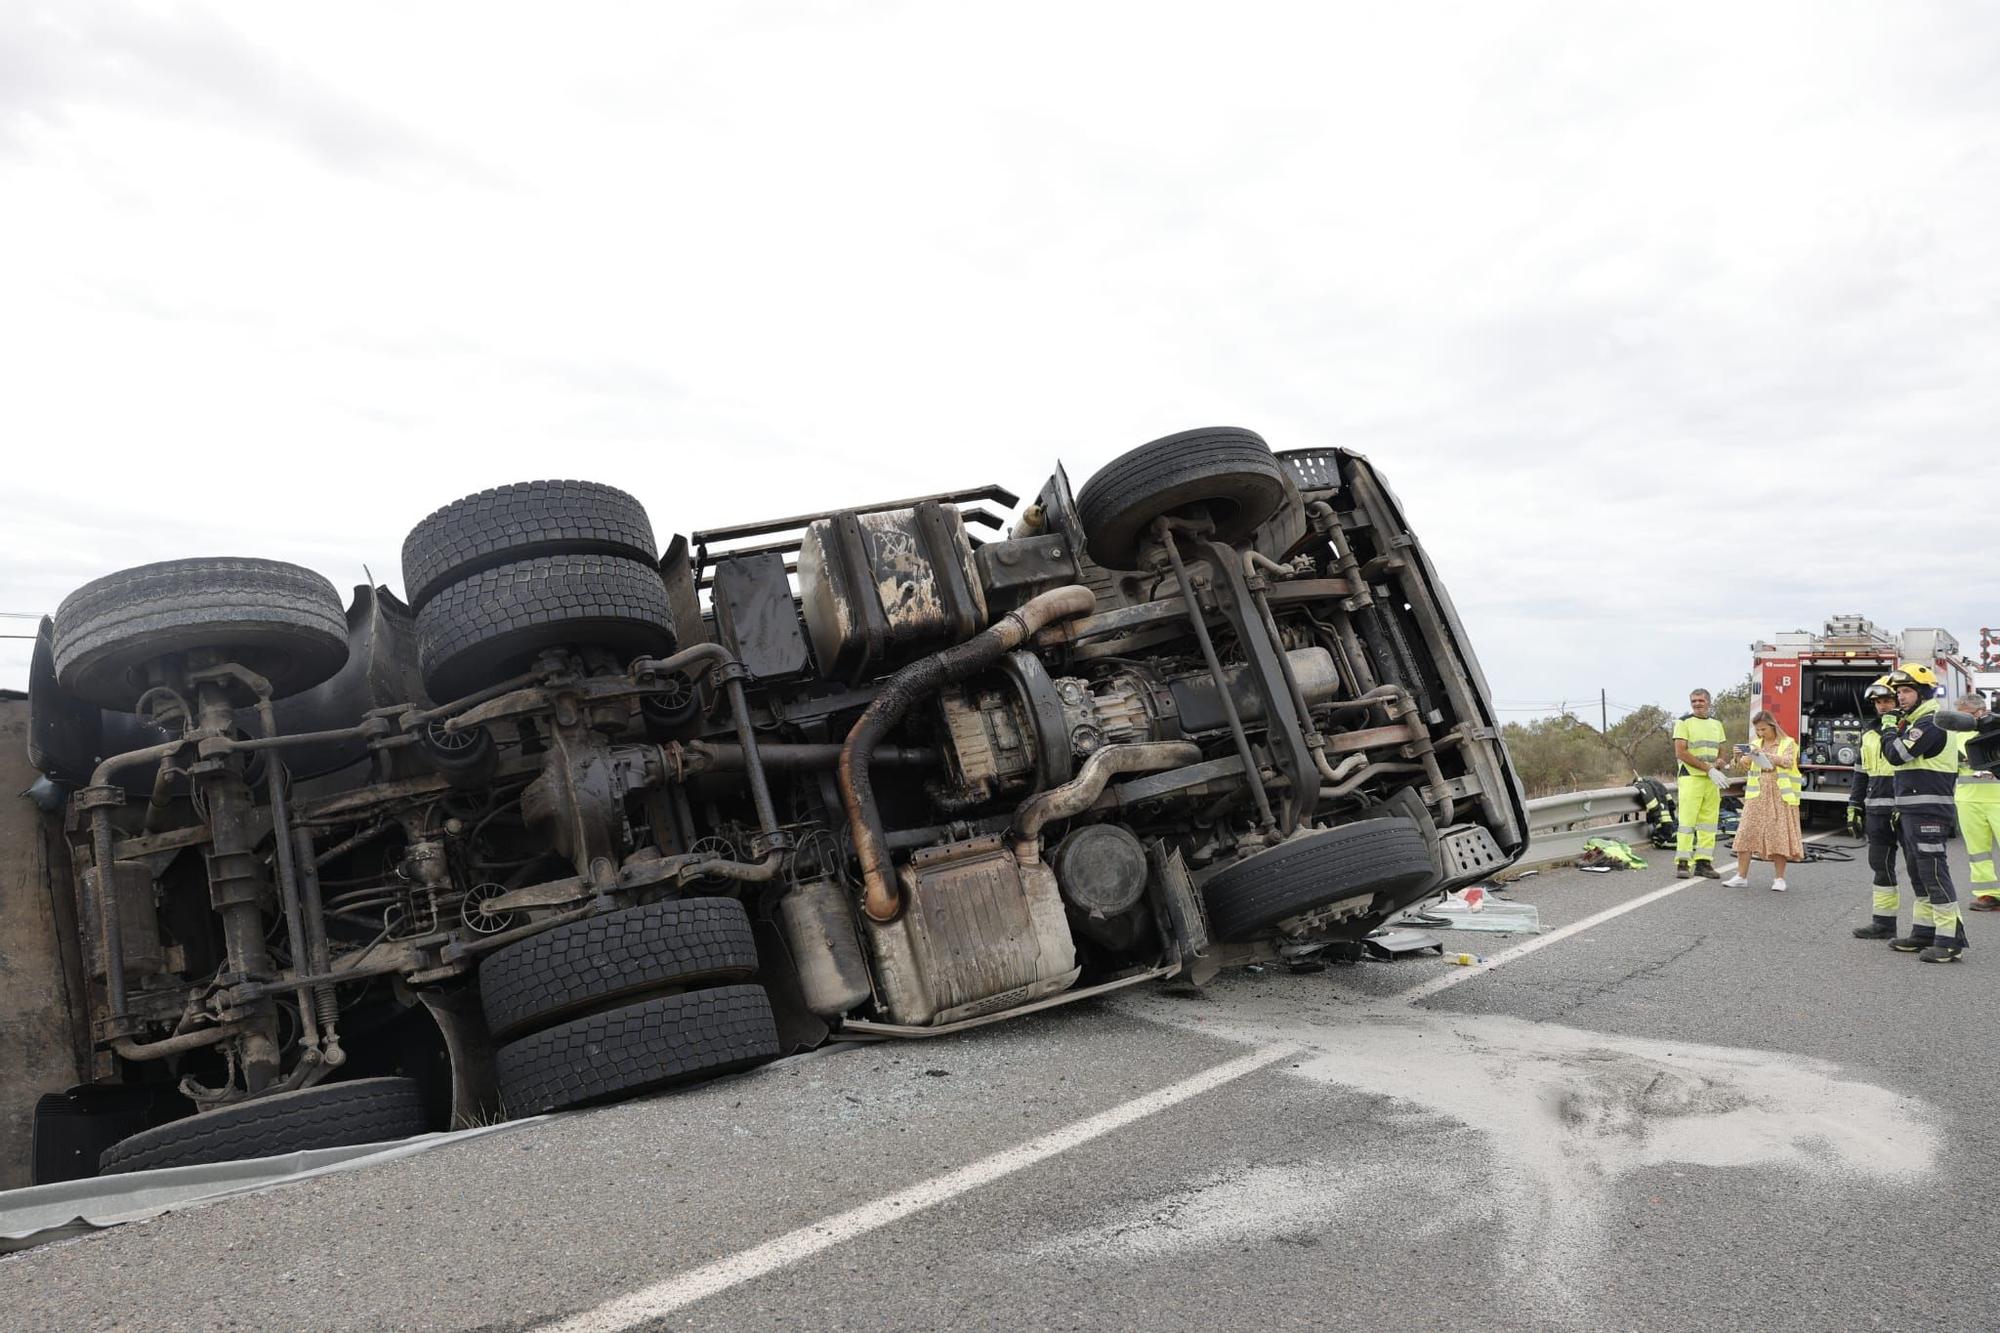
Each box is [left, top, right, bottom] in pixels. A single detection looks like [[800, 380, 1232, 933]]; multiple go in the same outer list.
[[17, 428, 1526, 1179]]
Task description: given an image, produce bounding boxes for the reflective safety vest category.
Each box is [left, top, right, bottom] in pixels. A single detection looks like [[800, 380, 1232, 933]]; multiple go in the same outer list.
[[1954, 728, 2000, 804], [1674, 714, 1728, 776], [1860, 727, 1896, 780], [1744, 736, 1802, 807]]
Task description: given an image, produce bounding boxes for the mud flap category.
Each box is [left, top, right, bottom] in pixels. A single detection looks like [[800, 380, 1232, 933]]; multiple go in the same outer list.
[[412, 988, 502, 1130]]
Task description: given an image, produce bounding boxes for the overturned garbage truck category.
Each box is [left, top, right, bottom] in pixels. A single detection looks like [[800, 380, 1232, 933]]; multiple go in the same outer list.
[[18, 428, 1525, 1178]]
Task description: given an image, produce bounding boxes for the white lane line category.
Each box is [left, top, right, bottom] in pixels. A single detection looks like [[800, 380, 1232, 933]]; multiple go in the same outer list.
[[537, 1043, 1297, 1332], [1400, 831, 1835, 1004]]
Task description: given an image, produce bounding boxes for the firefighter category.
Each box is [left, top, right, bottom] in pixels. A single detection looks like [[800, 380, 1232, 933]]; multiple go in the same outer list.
[[1848, 677, 1905, 938], [1953, 694, 2000, 912], [1671, 688, 1728, 879], [1880, 664, 1967, 961]]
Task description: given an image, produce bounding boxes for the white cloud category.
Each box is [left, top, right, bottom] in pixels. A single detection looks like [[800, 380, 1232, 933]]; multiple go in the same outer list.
[[3, 0, 1996, 715]]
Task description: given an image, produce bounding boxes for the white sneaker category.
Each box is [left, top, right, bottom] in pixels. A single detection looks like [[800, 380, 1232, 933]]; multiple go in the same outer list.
[[1771, 878, 1788, 892], [1722, 875, 1750, 887]]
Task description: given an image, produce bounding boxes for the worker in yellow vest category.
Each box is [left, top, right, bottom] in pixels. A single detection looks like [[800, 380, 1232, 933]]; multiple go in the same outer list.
[[1953, 694, 2000, 912], [1848, 678, 1905, 938], [1671, 688, 1728, 879]]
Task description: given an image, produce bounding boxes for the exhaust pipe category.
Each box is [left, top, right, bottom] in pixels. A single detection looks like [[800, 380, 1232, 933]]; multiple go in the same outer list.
[[840, 585, 1096, 922]]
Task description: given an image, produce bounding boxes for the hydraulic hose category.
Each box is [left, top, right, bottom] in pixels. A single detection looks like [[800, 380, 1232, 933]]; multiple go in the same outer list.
[[840, 585, 1096, 923]]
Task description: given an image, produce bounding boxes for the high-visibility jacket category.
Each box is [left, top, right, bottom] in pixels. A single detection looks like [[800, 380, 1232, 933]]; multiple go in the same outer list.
[[1881, 699, 1957, 814], [1862, 726, 1896, 779], [1848, 725, 1897, 816], [1954, 728, 2000, 805], [1673, 714, 1728, 776], [1744, 735, 1802, 807]]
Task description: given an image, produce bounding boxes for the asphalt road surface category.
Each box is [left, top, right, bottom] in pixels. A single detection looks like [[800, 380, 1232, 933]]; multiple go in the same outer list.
[[8, 827, 1999, 1331]]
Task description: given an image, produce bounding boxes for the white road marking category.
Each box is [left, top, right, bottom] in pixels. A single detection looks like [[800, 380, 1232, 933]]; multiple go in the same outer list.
[[1399, 831, 1835, 1003], [536, 1043, 1298, 1332]]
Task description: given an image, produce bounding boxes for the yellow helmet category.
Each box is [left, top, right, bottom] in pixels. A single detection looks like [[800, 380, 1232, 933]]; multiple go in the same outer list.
[[1887, 662, 1939, 693], [1863, 675, 1895, 702]]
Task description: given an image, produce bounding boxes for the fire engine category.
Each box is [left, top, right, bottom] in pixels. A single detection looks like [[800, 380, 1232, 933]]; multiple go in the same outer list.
[[1750, 615, 1975, 814]]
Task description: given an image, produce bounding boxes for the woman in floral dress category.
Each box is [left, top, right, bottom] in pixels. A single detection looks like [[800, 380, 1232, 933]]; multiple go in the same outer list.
[[1723, 710, 1806, 890]]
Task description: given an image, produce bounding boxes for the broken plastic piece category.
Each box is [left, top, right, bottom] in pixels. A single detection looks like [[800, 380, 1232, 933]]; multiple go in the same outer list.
[[1427, 897, 1540, 934], [1363, 928, 1445, 959]]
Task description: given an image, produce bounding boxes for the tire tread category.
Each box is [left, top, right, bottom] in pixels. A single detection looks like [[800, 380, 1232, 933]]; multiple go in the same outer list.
[[1201, 818, 1433, 942], [495, 986, 779, 1115], [401, 480, 657, 611], [480, 897, 759, 1039], [414, 553, 675, 699], [98, 1077, 427, 1175]]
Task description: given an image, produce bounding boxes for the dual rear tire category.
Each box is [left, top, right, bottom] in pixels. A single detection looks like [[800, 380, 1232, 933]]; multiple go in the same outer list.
[[399, 480, 677, 701], [477, 897, 780, 1116]]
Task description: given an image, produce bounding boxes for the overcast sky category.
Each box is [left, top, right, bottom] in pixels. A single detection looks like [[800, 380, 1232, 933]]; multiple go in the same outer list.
[[3, 1, 1996, 725]]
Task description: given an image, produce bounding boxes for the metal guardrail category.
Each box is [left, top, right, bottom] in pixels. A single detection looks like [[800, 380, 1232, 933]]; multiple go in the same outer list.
[[1517, 785, 1650, 870]]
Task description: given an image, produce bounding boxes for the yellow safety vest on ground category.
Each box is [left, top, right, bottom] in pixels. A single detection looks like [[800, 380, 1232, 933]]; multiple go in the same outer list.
[[1744, 736, 1802, 806]]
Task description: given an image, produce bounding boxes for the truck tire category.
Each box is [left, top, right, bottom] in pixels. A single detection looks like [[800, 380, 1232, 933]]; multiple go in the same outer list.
[[1076, 427, 1288, 570], [495, 985, 779, 1115], [479, 897, 760, 1040], [97, 1077, 428, 1175], [52, 558, 349, 712], [401, 480, 657, 612], [1201, 818, 1434, 943], [414, 554, 676, 701]]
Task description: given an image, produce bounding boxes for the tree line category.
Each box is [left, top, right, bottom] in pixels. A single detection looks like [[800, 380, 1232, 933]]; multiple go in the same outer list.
[[1499, 678, 1753, 798]]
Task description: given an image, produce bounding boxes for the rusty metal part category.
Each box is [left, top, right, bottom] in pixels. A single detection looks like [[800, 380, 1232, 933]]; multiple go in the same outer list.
[[78, 784, 130, 1033], [633, 643, 790, 854], [475, 846, 782, 916], [722, 672, 784, 854], [142, 755, 183, 833], [264, 761, 319, 1055], [313, 820, 394, 867], [1010, 742, 1202, 859], [403, 670, 545, 728], [109, 1020, 251, 1062], [1242, 548, 1339, 800], [778, 877, 872, 1019], [1320, 760, 1425, 800], [1155, 525, 1275, 831], [292, 824, 340, 1061], [672, 740, 938, 773], [220, 720, 385, 754], [798, 502, 989, 683], [869, 834, 1078, 1025], [436, 662, 684, 738], [89, 738, 190, 790], [187, 676, 282, 1091], [1202, 538, 1318, 834], [840, 585, 1096, 924], [521, 723, 623, 877], [1323, 723, 1422, 754], [1032, 595, 1189, 649]]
